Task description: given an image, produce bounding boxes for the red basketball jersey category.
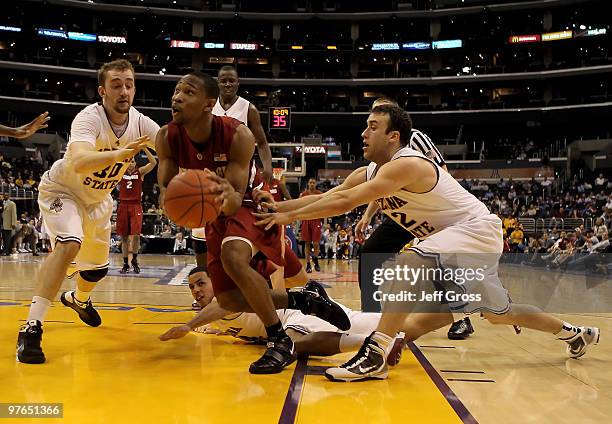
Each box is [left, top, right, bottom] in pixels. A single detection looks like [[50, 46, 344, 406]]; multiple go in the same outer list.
[[269, 178, 284, 202], [167, 116, 260, 204], [300, 189, 322, 197], [118, 170, 143, 202]]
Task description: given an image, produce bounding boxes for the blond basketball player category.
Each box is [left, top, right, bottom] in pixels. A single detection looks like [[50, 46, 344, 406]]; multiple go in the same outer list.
[[16, 59, 159, 364], [255, 104, 599, 382], [160, 267, 396, 358]]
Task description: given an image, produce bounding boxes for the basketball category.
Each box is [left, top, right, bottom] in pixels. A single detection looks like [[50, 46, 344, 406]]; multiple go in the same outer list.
[[164, 170, 220, 228]]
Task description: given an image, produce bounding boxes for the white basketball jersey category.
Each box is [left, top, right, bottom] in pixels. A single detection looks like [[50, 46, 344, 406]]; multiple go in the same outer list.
[[212, 96, 250, 124], [212, 312, 266, 340], [367, 147, 491, 239], [48, 103, 159, 205]]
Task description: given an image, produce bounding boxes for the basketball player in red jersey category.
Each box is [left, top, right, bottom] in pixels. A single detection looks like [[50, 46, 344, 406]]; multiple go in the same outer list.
[[155, 71, 350, 374], [116, 148, 157, 274], [300, 178, 323, 273]]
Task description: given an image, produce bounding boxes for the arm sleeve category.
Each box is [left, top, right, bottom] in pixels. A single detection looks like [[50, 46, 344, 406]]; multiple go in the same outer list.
[[69, 108, 101, 147]]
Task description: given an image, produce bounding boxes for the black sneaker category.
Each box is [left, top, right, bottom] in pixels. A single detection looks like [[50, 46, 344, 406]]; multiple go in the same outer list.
[[17, 320, 45, 364], [447, 317, 474, 340], [249, 335, 296, 374], [325, 332, 388, 382], [120, 263, 130, 274], [132, 261, 140, 274], [313, 258, 321, 272], [305, 263, 312, 273], [301, 280, 351, 331], [60, 292, 102, 327]]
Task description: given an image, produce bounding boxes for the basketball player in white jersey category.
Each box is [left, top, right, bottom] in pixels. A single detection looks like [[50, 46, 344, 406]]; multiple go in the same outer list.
[[160, 267, 404, 360], [357, 97, 474, 341], [187, 66, 275, 272], [16, 59, 159, 364], [255, 104, 599, 382]]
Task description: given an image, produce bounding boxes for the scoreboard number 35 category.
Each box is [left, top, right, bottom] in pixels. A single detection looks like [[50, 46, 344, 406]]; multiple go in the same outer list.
[[268, 107, 291, 130]]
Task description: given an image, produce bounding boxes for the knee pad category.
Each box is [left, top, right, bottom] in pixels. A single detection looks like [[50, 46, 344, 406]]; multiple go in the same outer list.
[[194, 239, 207, 254], [79, 267, 108, 283]]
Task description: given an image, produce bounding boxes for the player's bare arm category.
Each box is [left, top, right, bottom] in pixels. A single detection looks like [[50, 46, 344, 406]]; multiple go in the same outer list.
[[159, 299, 231, 341], [265, 166, 368, 213], [155, 125, 179, 208], [138, 146, 158, 176], [0, 112, 50, 139], [248, 103, 273, 183], [71, 136, 149, 174], [255, 158, 436, 229], [279, 178, 292, 200], [204, 124, 255, 216]]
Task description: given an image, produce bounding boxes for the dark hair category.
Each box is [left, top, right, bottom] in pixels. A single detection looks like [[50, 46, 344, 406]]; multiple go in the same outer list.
[[371, 96, 398, 109], [371, 104, 412, 146], [188, 266, 207, 277], [186, 71, 219, 99], [218, 65, 237, 75], [98, 59, 135, 86]]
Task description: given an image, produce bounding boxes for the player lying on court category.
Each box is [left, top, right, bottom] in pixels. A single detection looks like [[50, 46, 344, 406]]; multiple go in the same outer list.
[[155, 71, 350, 374], [255, 104, 600, 382], [159, 267, 407, 361]]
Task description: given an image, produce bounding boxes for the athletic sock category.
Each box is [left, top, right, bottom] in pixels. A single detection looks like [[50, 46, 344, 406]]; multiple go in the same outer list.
[[556, 322, 580, 340], [371, 331, 394, 354], [73, 288, 91, 305], [132, 253, 138, 263], [339, 333, 367, 352], [265, 320, 286, 340], [123, 257, 128, 265], [27, 296, 51, 323]]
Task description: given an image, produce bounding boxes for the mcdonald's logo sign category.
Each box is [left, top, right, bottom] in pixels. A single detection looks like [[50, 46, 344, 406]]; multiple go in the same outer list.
[[508, 34, 540, 44]]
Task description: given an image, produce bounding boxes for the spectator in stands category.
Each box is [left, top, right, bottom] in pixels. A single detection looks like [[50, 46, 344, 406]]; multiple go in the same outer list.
[[160, 224, 173, 238], [595, 173, 607, 187], [594, 217, 608, 240], [2, 193, 17, 256], [509, 224, 525, 253], [173, 232, 189, 255]]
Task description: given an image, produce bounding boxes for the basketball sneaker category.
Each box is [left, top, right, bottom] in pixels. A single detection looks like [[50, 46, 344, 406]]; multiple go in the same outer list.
[[120, 263, 130, 274], [16, 320, 45, 364], [249, 334, 296, 374], [447, 317, 474, 340], [301, 280, 351, 331], [305, 263, 312, 273], [565, 326, 600, 359], [387, 332, 406, 367], [60, 292, 102, 327], [325, 332, 388, 382], [313, 257, 321, 272], [131, 260, 140, 274]]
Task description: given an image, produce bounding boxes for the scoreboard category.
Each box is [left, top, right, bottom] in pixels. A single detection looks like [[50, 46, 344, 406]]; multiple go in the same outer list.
[[268, 107, 291, 130]]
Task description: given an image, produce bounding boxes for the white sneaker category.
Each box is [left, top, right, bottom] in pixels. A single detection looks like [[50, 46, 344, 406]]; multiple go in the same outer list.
[[566, 327, 600, 359], [325, 333, 388, 382]]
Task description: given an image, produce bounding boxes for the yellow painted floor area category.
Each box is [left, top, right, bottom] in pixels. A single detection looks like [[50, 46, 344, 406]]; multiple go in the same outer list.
[[1, 254, 611, 423]]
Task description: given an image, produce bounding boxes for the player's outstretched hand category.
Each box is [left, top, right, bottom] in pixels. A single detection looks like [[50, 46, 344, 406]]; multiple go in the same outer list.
[[355, 217, 368, 243], [13, 112, 51, 139], [159, 325, 191, 341], [252, 188, 277, 211], [253, 211, 292, 231], [117, 135, 150, 161]]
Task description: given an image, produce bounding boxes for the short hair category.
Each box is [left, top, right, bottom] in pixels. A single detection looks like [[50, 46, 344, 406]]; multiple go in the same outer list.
[[371, 104, 413, 146], [188, 266, 207, 277], [218, 65, 237, 76], [371, 96, 398, 110], [98, 59, 134, 86], [186, 71, 219, 99]]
